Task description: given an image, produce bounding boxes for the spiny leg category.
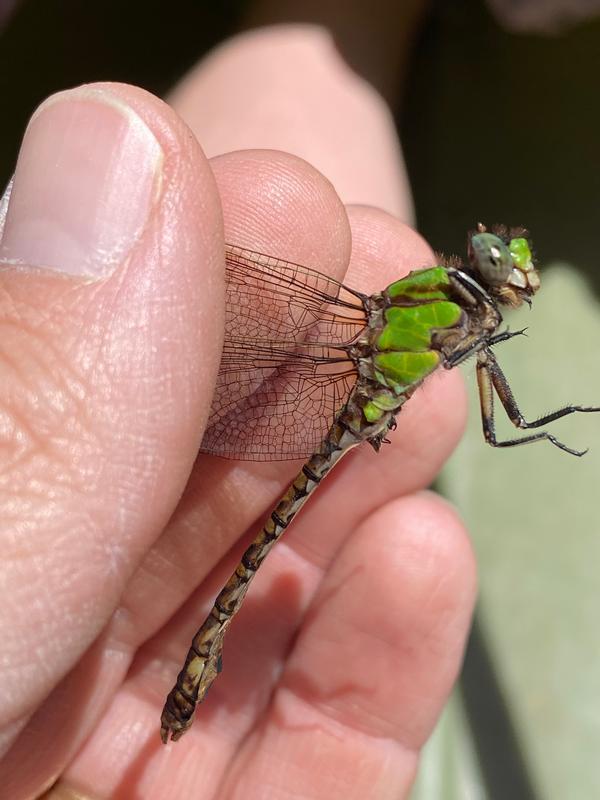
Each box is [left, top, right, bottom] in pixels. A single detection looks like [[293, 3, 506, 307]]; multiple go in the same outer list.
[[487, 327, 529, 347], [445, 327, 527, 369], [476, 348, 600, 456]]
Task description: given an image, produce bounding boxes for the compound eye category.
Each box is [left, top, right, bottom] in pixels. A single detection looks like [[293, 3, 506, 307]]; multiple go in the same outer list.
[[469, 233, 513, 285]]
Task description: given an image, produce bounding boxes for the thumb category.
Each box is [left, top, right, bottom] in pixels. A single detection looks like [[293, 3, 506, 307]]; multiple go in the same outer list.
[[0, 83, 223, 744]]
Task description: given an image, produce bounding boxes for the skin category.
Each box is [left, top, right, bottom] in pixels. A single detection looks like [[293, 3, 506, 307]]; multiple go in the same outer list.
[[0, 27, 475, 800]]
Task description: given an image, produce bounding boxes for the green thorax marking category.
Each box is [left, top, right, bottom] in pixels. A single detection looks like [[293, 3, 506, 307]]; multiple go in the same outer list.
[[385, 265, 450, 301], [363, 267, 462, 422], [376, 301, 461, 352]]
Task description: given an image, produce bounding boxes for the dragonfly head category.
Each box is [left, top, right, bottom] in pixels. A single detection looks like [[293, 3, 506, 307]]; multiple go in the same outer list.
[[467, 223, 541, 308]]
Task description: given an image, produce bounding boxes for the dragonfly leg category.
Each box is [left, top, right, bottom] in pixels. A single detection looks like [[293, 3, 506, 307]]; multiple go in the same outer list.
[[444, 327, 528, 369], [487, 327, 528, 347], [443, 332, 488, 368], [476, 348, 600, 456]]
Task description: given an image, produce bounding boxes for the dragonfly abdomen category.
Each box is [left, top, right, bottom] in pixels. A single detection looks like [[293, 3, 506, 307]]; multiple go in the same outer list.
[[160, 415, 361, 742]]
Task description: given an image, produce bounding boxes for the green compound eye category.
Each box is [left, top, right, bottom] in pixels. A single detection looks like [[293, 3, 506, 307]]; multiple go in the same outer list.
[[509, 237, 533, 271], [469, 232, 513, 285]]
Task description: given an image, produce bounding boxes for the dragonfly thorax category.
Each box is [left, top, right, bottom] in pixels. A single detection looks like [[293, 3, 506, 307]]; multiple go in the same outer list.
[[365, 223, 543, 412]]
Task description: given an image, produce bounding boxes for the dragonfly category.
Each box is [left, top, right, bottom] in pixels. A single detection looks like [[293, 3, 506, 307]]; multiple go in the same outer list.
[[160, 223, 599, 743]]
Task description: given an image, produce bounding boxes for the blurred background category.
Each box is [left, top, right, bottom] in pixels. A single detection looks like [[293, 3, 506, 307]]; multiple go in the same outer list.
[[1, 1, 599, 798]]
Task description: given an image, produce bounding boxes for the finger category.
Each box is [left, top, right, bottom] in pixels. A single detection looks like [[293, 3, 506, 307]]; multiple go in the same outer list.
[[66, 494, 473, 800], [0, 82, 223, 792], [170, 25, 412, 219], [225, 492, 476, 799]]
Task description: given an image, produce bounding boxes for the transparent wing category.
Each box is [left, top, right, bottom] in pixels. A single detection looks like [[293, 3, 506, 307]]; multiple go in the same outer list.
[[201, 245, 367, 460]]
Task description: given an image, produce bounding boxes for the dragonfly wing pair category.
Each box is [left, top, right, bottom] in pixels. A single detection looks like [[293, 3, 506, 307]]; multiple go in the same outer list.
[[201, 245, 367, 460]]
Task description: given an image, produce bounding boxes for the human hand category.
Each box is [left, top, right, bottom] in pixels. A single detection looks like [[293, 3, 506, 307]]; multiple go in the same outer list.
[[0, 30, 475, 800]]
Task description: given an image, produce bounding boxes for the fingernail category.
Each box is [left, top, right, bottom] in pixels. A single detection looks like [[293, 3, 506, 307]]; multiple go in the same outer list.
[[0, 86, 163, 278]]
